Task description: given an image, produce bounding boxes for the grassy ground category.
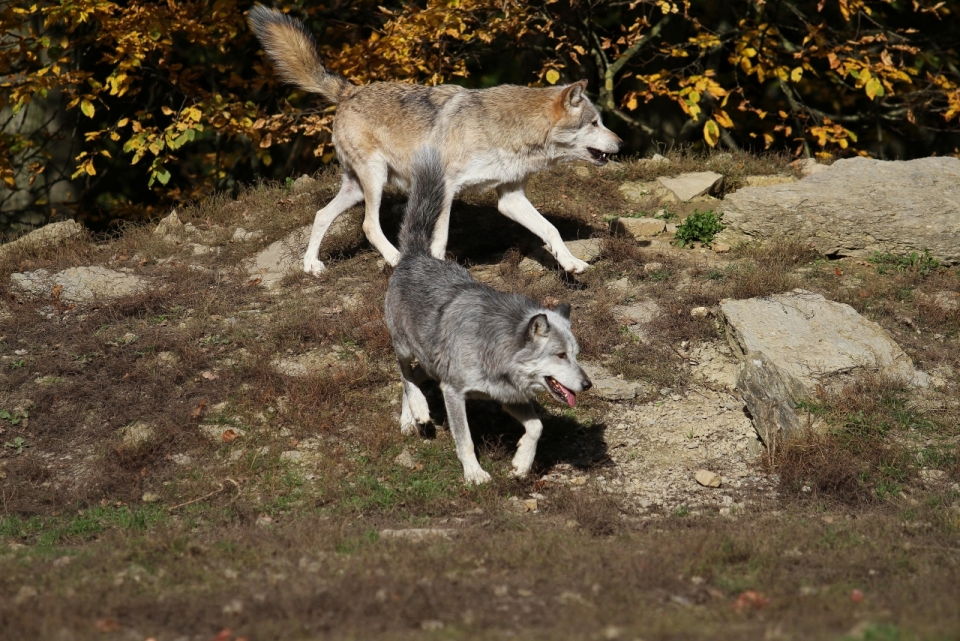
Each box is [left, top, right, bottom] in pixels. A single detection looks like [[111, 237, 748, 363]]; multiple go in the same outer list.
[[1, 150, 958, 640]]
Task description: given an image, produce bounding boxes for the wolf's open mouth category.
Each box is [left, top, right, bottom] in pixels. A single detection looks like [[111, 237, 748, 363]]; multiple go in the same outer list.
[[545, 376, 576, 407], [587, 147, 610, 164]]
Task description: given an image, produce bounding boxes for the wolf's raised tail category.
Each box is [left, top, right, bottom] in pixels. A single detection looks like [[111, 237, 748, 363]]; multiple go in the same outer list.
[[248, 5, 354, 103], [399, 148, 447, 258]]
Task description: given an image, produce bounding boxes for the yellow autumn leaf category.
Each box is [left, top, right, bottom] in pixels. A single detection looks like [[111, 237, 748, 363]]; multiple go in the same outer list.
[[791, 67, 803, 82], [81, 99, 95, 118], [714, 109, 734, 129], [703, 119, 720, 147], [545, 69, 560, 85]]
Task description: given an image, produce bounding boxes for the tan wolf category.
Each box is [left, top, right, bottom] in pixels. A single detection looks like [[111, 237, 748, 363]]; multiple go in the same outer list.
[[249, 5, 623, 276]]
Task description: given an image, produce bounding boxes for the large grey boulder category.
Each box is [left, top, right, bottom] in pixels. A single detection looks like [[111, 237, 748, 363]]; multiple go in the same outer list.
[[10, 266, 147, 305], [722, 156, 960, 264], [721, 290, 928, 441]]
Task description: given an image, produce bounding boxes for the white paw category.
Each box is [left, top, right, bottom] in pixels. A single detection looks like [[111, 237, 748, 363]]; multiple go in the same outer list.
[[383, 247, 401, 267], [400, 419, 418, 436], [463, 467, 492, 485], [303, 258, 327, 276], [409, 398, 431, 425], [559, 255, 590, 274], [511, 454, 535, 478]]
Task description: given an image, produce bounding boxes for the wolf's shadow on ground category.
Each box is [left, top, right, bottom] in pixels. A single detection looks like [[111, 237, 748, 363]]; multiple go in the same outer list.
[[323, 196, 596, 266], [417, 380, 611, 474]]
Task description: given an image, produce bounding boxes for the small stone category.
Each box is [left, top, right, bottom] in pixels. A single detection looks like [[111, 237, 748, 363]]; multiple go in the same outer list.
[[118, 421, 155, 450], [13, 586, 38, 605], [690, 306, 710, 318], [279, 450, 302, 462], [522, 499, 538, 512], [643, 262, 664, 273], [141, 492, 161, 503], [574, 166, 591, 178], [612, 216, 666, 239], [650, 153, 668, 163], [566, 238, 602, 263], [695, 469, 722, 488], [154, 210, 184, 238], [379, 528, 452, 541], [231, 227, 262, 242], [394, 448, 418, 469], [658, 172, 723, 202], [713, 242, 731, 253], [421, 620, 445, 631], [291, 174, 318, 193]]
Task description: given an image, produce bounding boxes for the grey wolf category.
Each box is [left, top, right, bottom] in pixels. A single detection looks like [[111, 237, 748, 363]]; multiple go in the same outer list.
[[384, 147, 592, 484], [248, 5, 622, 276]]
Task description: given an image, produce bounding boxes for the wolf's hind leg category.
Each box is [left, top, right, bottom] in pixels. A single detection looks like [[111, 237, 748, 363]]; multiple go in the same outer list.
[[502, 402, 543, 478], [354, 160, 401, 266], [428, 189, 456, 260], [398, 357, 431, 435], [496, 186, 590, 274], [441, 383, 491, 485], [303, 170, 364, 276]]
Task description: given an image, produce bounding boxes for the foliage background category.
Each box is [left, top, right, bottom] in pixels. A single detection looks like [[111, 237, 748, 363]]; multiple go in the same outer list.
[[1, 0, 958, 232]]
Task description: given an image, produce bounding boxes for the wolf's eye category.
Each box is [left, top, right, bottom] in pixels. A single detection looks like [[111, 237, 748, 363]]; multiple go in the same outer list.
[[557, 353, 568, 360]]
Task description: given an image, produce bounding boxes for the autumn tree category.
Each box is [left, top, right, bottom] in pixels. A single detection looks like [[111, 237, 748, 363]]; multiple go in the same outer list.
[[1, 0, 958, 231]]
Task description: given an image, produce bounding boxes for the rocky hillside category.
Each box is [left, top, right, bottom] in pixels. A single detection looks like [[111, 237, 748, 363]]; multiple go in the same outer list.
[[1, 151, 958, 640]]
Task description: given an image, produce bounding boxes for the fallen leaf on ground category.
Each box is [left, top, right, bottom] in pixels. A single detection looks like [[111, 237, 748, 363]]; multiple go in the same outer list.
[[851, 588, 864, 603], [733, 590, 769, 611], [222, 429, 238, 443], [95, 617, 122, 632], [190, 399, 208, 420]]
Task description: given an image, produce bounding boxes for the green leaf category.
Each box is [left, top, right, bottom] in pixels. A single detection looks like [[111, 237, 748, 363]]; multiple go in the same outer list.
[[156, 169, 171, 185]]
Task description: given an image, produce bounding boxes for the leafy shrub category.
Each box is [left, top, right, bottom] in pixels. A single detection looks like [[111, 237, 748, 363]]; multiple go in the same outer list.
[[674, 210, 725, 248]]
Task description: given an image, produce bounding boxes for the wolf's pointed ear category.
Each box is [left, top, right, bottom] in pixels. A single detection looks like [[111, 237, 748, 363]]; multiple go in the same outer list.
[[561, 79, 588, 109], [555, 303, 571, 319], [527, 313, 551, 340]]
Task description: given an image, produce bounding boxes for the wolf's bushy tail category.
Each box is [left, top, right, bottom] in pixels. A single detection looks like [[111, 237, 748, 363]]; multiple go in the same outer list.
[[248, 5, 354, 103], [399, 148, 447, 257]]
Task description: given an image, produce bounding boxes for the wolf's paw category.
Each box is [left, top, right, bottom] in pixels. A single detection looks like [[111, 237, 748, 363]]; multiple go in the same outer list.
[[510, 463, 533, 478], [303, 258, 327, 277], [463, 467, 492, 485], [400, 419, 419, 436], [561, 256, 590, 274]]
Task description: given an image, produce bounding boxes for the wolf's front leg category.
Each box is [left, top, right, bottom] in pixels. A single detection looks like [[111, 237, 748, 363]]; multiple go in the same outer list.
[[441, 383, 491, 484], [502, 402, 543, 478], [496, 186, 590, 274], [303, 171, 364, 276]]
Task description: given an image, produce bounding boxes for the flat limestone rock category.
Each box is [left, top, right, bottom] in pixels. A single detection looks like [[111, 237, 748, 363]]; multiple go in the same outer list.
[[10, 266, 147, 305], [722, 290, 928, 441], [612, 217, 666, 239], [582, 363, 649, 401], [0, 220, 85, 261], [721, 290, 926, 389], [246, 226, 309, 288], [657, 172, 723, 202], [722, 156, 960, 264]]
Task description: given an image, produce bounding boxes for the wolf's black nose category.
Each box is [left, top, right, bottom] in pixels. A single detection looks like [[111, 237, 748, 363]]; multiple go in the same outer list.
[[581, 379, 592, 391]]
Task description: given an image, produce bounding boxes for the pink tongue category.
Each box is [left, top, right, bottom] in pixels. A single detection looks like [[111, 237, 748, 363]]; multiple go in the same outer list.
[[558, 382, 576, 407]]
